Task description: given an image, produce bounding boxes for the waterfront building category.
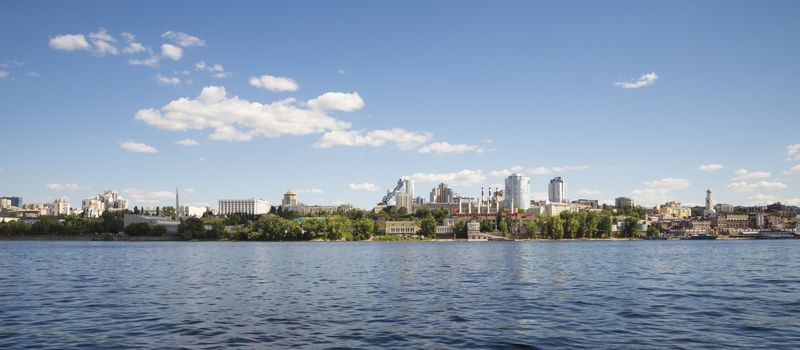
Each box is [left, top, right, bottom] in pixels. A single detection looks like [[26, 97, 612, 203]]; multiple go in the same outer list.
[[395, 179, 414, 212], [50, 198, 70, 216], [615, 197, 634, 208], [571, 199, 599, 210], [544, 202, 573, 217], [504, 173, 530, 211], [548, 177, 566, 204], [0, 198, 10, 210], [123, 214, 180, 233], [218, 198, 272, 215], [384, 221, 420, 235], [82, 198, 105, 218], [713, 214, 751, 234]]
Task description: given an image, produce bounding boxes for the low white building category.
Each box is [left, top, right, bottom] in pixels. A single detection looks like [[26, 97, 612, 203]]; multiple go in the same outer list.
[[178, 205, 207, 217], [218, 198, 271, 215]]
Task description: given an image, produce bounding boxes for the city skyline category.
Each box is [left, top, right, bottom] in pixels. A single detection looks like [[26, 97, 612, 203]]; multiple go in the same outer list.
[[1, 1, 799, 209]]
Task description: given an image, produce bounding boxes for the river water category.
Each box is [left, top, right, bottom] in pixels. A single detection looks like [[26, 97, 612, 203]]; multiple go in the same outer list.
[[1, 240, 798, 349]]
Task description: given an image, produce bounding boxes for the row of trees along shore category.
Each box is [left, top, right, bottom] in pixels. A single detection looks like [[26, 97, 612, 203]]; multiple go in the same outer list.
[[0, 206, 653, 240]]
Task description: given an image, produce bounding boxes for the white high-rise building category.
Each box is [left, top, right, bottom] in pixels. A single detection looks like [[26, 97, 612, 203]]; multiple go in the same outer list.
[[504, 173, 530, 211], [218, 198, 272, 215], [548, 177, 566, 204], [50, 198, 70, 216], [704, 188, 716, 217], [395, 179, 415, 212]]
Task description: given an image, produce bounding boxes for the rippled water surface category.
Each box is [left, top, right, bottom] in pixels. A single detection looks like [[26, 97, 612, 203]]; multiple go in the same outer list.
[[1, 240, 799, 349]]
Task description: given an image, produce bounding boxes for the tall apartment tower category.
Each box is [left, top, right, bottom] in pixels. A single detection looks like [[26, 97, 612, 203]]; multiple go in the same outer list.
[[504, 173, 530, 211], [548, 177, 566, 204], [705, 188, 716, 216]]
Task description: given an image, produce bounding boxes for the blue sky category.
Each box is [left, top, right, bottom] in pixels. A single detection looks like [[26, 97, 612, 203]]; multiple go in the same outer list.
[[1, 1, 799, 209]]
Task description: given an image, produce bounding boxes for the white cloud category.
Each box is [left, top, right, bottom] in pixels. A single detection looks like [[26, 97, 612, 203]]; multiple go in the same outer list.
[[349, 183, 379, 192], [128, 56, 160, 67], [307, 92, 364, 111], [787, 144, 800, 161], [576, 188, 601, 196], [135, 86, 352, 142], [123, 42, 146, 54], [733, 169, 771, 180], [0, 71, 7, 79], [196, 61, 230, 78], [631, 177, 691, 204], [726, 181, 787, 192], [88, 28, 118, 56], [417, 142, 483, 154], [490, 165, 524, 177], [124, 188, 175, 205], [406, 169, 486, 187], [121, 32, 136, 42], [161, 31, 206, 47], [784, 197, 800, 206], [249, 74, 298, 92], [527, 165, 590, 175], [120, 141, 159, 154], [784, 164, 800, 175], [314, 128, 431, 150], [614, 72, 658, 89], [46, 183, 81, 191], [49, 34, 90, 51], [698, 163, 724, 172], [161, 44, 183, 61], [297, 188, 324, 194], [748, 194, 777, 205], [175, 139, 200, 146], [155, 74, 181, 86]]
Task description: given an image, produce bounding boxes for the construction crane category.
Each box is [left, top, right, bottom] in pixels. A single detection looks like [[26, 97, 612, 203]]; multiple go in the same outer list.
[[380, 178, 405, 206]]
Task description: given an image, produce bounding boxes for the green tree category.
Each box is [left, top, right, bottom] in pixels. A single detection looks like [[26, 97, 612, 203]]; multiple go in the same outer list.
[[551, 215, 564, 239], [179, 217, 206, 240], [646, 224, 660, 239], [598, 213, 613, 238], [521, 219, 538, 239], [622, 217, 639, 238], [161, 206, 176, 218], [353, 217, 375, 240], [124, 222, 151, 236], [420, 217, 437, 238]]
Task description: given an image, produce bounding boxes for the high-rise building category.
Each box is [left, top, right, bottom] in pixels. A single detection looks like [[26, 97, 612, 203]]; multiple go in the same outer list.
[[218, 198, 272, 215], [430, 183, 453, 204], [615, 197, 634, 208], [395, 179, 415, 211], [504, 173, 530, 210], [0, 197, 22, 208], [548, 177, 566, 204], [0, 198, 12, 209], [50, 198, 70, 216]]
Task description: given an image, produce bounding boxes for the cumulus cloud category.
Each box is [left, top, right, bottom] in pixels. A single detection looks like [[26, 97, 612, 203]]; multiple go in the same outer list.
[[733, 169, 770, 180], [631, 177, 691, 204], [161, 44, 183, 61], [128, 56, 160, 67], [134, 86, 353, 142], [417, 142, 483, 154], [784, 197, 800, 206], [0, 71, 7, 79], [748, 194, 777, 205], [314, 129, 431, 150], [46, 183, 81, 191], [307, 92, 364, 111], [576, 188, 601, 196], [490, 166, 525, 177], [406, 169, 486, 187], [155, 74, 181, 86], [249, 74, 298, 92], [88, 28, 118, 56], [784, 164, 800, 176], [175, 139, 200, 146], [124, 188, 175, 205], [349, 183, 379, 192], [49, 34, 90, 51], [614, 72, 658, 89], [726, 181, 787, 192], [196, 61, 230, 78], [161, 31, 206, 47], [698, 163, 724, 172], [787, 144, 800, 161], [120, 141, 159, 153]]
